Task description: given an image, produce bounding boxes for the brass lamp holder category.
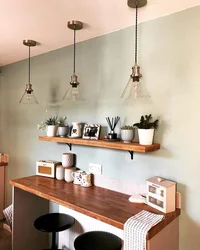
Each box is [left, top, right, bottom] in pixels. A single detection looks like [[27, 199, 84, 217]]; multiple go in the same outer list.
[[131, 64, 142, 82], [23, 40, 36, 93]]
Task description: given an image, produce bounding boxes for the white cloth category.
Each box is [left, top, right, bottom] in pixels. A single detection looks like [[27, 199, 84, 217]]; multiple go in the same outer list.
[[124, 210, 164, 250], [3, 204, 13, 230]]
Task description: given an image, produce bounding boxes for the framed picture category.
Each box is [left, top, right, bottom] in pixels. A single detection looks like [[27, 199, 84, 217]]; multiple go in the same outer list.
[[82, 124, 101, 140]]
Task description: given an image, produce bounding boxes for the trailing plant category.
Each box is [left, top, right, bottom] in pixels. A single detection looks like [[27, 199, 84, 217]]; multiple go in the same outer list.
[[133, 114, 158, 129], [37, 116, 59, 130], [121, 125, 134, 130]]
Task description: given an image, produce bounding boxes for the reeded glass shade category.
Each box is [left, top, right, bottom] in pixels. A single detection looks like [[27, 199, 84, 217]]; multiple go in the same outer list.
[[121, 77, 150, 99], [19, 90, 39, 104], [63, 85, 85, 101]]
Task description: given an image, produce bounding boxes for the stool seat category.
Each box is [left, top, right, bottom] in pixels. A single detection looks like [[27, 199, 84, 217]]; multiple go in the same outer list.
[[74, 231, 122, 250], [34, 213, 74, 233]]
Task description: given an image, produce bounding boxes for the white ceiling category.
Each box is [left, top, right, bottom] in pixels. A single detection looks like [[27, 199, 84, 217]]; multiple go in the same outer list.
[[0, 0, 200, 67]]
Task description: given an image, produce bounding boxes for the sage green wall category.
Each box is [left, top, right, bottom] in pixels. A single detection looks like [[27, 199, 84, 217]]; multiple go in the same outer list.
[[1, 6, 200, 249]]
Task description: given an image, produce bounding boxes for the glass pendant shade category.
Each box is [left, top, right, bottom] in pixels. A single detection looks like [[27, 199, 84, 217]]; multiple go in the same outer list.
[[121, 77, 140, 99], [19, 40, 38, 104], [121, 77, 150, 99], [19, 84, 39, 104], [63, 73, 85, 101], [121, 63, 149, 99]]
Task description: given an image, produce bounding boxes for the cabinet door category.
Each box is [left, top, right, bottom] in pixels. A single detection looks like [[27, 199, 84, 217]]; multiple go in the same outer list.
[[0, 166, 5, 219], [147, 218, 179, 250]]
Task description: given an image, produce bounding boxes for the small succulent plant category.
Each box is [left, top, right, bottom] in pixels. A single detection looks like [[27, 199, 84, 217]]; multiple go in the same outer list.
[[121, 125, 134, 130], [58, 116, 67, 127], [37, 116, 60, 130], [133, 114, 158, 129]]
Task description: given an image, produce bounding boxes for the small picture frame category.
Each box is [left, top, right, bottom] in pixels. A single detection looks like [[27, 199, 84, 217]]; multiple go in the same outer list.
[[82, 124, 101, 140]]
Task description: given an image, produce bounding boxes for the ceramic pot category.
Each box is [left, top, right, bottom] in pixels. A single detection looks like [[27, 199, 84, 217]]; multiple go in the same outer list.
[[62, 153, 74, 168], [47, 125, 57, 137], [121, 129, 135, 143], [138, 128, 154, 145], [58, 126, 69, 137]]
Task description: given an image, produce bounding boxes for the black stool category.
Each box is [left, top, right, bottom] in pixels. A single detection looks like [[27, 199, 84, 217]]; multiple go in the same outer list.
[[74, 231, 122, 250], [34, 213, 75, 250]]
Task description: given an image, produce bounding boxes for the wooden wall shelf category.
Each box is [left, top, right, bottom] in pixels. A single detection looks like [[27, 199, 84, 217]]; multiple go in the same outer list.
[[38, 136, 160, 159]]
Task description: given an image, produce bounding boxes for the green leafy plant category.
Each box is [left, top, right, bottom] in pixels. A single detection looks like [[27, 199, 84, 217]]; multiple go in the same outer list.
[[133, 114, 158, 129], [37, 116, 59, 130], [58, 116, 67, 127], [121, 125, 134, 130]]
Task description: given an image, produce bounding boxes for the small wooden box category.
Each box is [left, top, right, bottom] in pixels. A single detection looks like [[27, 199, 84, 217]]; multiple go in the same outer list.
[[146, 176, 176, 213], [36, 160, 61, 178]]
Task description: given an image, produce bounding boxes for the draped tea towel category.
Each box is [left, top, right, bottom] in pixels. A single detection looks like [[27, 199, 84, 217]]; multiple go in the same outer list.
[[124, 210, 164, 250]]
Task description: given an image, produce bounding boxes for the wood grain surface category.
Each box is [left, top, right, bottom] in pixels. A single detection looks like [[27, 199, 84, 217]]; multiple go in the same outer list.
[[38, 136, 160, 153], [0, 162, 7, 166], [10, 175, 180, 240]]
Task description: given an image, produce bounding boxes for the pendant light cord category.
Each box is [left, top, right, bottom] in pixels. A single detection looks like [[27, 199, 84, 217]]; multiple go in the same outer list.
[[135, 0, 138, 64], [28, 45, 31, 83], [73, 27, 76, 74]]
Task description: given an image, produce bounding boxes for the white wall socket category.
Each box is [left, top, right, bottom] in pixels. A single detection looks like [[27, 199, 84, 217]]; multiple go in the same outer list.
[[89, 163, 102, 175]]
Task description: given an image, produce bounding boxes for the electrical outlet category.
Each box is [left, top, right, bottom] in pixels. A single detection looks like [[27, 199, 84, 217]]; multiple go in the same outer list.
[[89, 163, 102, 175]]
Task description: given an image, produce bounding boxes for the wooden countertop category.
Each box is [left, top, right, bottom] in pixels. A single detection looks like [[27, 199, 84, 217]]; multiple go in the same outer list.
[[0, 162, 7, 166], [10, 175, 180, 240]]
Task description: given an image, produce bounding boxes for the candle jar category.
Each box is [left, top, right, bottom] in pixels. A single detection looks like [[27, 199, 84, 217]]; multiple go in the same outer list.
[[108, 130, 117, 139], [56, 165, 64, 180]]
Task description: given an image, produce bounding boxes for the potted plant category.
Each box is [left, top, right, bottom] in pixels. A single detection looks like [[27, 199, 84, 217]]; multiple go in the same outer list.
[[37, 116, 59, 137], [133, 114, 158, 145], [57, 116, 68, 137], [120, 125, 135, 143]]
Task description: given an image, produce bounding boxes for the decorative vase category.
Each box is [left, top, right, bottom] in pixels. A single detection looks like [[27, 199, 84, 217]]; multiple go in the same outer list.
[[58, 126, 69, 137], [46, 125, 57, 137], [70, 122, 82, 137], [138, 128, 154, 145], [121, 129, 135, 143]]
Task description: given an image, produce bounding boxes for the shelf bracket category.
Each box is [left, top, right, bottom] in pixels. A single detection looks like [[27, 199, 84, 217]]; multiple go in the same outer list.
[[128, 151, 134, 160], [66, 143, 72, 151]]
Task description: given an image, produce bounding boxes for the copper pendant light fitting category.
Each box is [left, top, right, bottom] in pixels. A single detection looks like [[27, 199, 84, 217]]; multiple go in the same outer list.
[[68, 20, 83, 30], [23, 40, 36, 47], [127, 0, 147, 8]]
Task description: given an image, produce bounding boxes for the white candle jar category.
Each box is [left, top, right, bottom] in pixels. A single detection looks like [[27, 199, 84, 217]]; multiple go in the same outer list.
[[56, 165, 64, 180]]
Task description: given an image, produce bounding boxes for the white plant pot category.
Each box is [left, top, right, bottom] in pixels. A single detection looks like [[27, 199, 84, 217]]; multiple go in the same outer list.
[[121, 129, 135, 143], [138, 128, 154, 145], [47, 125, 57, 137]]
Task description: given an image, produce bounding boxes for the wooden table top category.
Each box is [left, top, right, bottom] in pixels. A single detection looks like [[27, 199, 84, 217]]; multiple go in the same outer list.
[[0, 162, 7, 166], [10, 175, 180, 240]]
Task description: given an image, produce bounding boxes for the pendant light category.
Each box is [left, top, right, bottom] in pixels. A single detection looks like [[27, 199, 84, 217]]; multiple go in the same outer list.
[[121, 0, 148, 99], [19, 40, 38, 104], [63, 20, 84, 101]]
